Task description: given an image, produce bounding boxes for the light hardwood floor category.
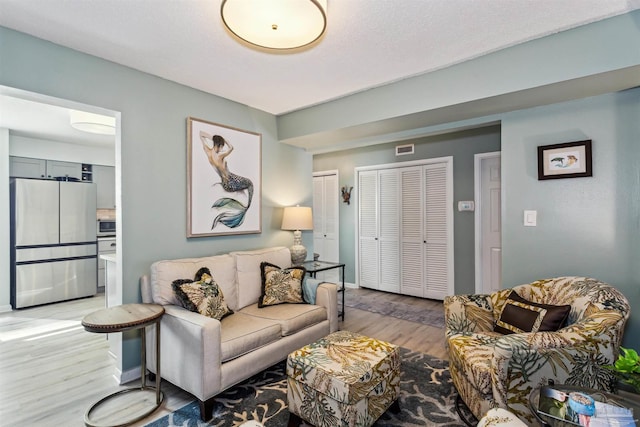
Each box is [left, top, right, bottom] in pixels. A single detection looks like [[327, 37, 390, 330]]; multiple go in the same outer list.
[[0, 288, 447, 426]]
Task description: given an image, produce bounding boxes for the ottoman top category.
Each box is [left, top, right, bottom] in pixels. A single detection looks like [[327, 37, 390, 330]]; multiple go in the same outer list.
[[287, 331, 400, 404]]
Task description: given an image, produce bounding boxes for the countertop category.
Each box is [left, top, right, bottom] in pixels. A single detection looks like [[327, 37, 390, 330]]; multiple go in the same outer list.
[[100, 253, 117, 262]]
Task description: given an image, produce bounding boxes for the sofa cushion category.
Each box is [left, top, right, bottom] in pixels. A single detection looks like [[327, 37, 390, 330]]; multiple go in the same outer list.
[[240, 303, 327, 336], [495, 291, 571, 334], [259, 262, 306, 307], [219, 313, 282, 362], [150, 254, 238, 310], [172, 268, 233, 321], [231, 247, 292, 310]]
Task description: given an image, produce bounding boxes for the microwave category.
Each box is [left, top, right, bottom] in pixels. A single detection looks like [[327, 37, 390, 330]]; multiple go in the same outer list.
[[97, 219, 116, 237]]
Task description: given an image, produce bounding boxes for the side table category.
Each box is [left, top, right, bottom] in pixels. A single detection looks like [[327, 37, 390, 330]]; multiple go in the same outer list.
[[81, 303, 165, 427], [529, 383, 640, 426], [300, 260, 346, 321]]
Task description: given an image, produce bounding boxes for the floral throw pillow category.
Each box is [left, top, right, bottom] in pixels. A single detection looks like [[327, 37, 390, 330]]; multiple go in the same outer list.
[[172, 267, 233, 320], [259, 262, 306, 308]]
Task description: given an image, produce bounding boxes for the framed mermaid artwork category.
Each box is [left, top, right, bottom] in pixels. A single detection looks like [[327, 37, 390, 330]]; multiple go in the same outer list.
[[187, 117, 262, 237]]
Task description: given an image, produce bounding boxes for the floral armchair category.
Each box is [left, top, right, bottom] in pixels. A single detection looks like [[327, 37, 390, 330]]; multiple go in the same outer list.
[[444, 277, 630, 424]]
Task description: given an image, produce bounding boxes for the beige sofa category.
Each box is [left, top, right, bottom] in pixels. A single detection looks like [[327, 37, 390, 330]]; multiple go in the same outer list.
[[140, 246, 339, 421]]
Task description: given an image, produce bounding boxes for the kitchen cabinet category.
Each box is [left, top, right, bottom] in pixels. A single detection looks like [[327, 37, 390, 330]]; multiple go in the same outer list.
[[93, 165, 116, 208], [10, 156, 83, 180], [10, 156, 46, 178]]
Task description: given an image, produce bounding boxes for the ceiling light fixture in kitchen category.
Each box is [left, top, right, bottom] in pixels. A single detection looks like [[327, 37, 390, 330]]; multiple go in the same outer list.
[[220, 0, 327, 50], [69, 110, 116, 135]]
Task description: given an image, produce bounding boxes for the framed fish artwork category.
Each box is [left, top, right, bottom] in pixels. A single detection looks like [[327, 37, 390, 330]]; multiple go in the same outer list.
[[187, 117, 262, 237], [538, 140, 592, 180]]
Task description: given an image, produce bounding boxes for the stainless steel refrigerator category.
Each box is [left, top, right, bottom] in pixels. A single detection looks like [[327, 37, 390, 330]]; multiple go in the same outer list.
[[10, 178, 98, 309]]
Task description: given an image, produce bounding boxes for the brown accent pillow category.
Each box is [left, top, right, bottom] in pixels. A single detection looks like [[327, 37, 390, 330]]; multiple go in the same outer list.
[[259, 262, 306, 307], [172, 267, 233, 321], [494, 290, 571, 335]]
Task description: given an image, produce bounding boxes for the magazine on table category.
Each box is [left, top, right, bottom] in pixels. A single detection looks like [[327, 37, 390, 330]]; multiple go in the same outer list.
[[537, 386, 637, 427]]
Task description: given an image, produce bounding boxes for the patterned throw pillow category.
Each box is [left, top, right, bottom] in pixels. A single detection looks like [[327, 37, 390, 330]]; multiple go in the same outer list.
[[172, 267, 233, 320], [259, 262, 306, 308], [494, 290, 571, 334]]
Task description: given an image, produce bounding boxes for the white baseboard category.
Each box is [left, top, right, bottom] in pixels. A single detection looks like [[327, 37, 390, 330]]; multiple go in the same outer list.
[[344, 282, 357, 289], [0, 305, 13, 313], [114, 365, 142, 385]]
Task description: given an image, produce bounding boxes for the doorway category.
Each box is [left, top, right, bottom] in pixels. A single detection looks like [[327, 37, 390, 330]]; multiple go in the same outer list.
[[474, 152, 502, 294], [0, 85, 119, 312]]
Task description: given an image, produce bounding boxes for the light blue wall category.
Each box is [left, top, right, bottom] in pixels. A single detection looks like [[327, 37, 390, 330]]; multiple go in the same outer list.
[[501, 88, 640, 347], [314, 126, 501, 292], [0, 27, 313, 370]]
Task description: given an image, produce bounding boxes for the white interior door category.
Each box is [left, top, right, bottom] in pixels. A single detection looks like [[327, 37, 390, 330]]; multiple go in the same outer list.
[[357, 170, 379, 289], [312, 172, 339, 282], [423, 163, 451, 300], [400, 166, 424, 297], [378, 169, 401, 293], [475, 152, 502, 294]]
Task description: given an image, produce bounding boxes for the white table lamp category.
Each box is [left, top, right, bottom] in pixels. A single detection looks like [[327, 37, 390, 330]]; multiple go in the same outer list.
[[282, 206, 313, 265]]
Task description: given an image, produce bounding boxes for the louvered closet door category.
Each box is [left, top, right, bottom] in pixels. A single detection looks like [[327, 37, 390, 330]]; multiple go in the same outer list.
[[423, 163, 450, 299], [312, 174, 339, 282], [378, 170, 401, 293], [313, 176, 324, 252], [358, 170, 379, 289], [400, 167, 425, 297]]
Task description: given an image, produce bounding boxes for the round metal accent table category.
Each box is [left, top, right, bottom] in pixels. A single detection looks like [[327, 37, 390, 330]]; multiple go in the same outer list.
[[81, 303, 165, 427]]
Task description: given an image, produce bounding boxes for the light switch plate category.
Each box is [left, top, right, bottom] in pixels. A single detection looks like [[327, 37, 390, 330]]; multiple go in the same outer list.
[[458, 201, 475, 211], [524, 210, 537, 226]]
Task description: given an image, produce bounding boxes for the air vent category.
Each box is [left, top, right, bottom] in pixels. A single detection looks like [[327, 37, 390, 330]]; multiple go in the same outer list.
[[395, 144, 414, 156]]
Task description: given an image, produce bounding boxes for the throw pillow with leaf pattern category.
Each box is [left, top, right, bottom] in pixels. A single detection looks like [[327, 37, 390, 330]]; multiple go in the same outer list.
[[172, 267, 233, 320], [259, 262, 306, 307]]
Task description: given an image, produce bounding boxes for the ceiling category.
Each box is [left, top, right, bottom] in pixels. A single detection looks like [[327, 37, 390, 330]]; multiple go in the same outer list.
[[1, 0, 639, 146], [0, 94, 115, 147]]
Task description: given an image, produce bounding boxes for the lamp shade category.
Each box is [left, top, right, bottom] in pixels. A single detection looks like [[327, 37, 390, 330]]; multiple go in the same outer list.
[[221, 0, 327, 50], [282, 206, 313, 231]]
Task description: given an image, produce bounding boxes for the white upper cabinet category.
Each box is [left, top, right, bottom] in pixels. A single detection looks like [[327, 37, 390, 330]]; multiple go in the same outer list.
[[93, 165, 116, 209], [10, 157, 82, 181]]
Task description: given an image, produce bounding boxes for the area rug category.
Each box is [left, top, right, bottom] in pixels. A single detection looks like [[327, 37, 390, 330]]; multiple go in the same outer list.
[[343, 289, 445, 328], [144, 348, 469, 427]]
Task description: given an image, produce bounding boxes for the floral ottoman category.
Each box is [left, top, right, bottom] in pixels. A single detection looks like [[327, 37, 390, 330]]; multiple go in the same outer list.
[[286, 331, 400, 427]]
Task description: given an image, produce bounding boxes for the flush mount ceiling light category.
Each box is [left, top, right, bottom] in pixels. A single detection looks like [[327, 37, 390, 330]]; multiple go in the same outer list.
[[69, 110, 116, 135], [221, 0, 327, 50]]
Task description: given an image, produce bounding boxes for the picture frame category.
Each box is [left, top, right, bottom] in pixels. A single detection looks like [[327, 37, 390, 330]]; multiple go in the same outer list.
[[187, 117, 261, 237], [537, 140, 592, 180]]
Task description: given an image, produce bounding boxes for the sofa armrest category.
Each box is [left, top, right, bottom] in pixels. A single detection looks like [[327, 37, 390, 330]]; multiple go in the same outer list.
[[141, 274, 153, 303], [444, 294, 494, 337], [146, 304, 223, 401], [315, 282, 338, 333]]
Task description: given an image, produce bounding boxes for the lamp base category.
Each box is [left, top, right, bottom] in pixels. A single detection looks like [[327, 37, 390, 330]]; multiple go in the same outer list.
[[290, 244, 307, 266]]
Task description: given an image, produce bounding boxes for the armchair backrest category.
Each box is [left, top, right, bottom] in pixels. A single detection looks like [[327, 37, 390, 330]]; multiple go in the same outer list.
[[491, 276, 630, 331]]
